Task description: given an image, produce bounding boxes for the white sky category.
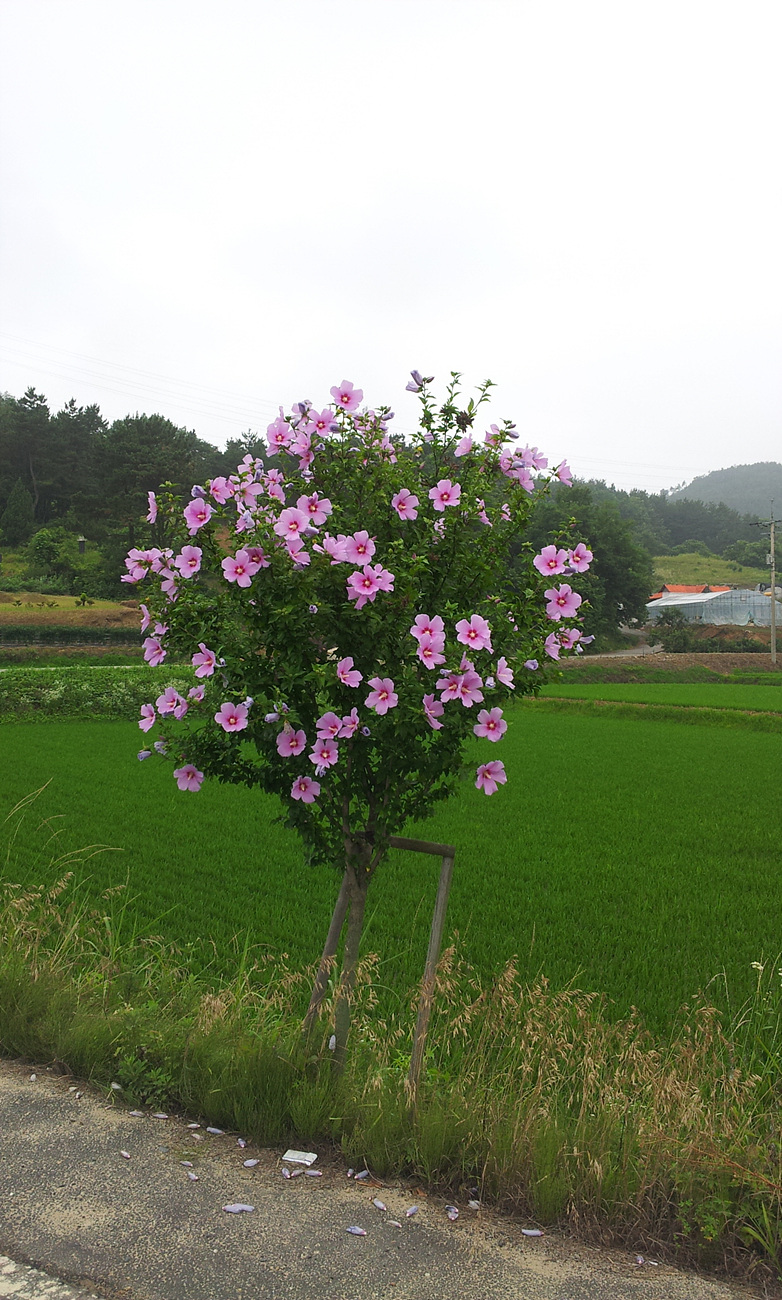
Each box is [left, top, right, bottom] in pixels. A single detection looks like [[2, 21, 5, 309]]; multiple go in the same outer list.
[[0, 0, 779, 492]]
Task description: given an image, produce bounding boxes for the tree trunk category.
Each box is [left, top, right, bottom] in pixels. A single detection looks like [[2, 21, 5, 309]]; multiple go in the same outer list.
[[332, 866, 369, 1074], [301, 871, 350, 1044]]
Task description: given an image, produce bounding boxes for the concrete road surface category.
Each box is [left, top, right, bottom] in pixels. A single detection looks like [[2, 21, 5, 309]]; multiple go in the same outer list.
[[0, 1059, 766, 1300]]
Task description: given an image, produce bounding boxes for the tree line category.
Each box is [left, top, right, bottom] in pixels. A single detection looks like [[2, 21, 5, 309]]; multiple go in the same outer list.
[[0, 385, 763, 638]]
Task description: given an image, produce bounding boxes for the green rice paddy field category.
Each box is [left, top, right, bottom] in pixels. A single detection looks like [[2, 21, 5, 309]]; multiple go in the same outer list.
[[3, 700, 781, 1035], [543, 682, 782, 710]]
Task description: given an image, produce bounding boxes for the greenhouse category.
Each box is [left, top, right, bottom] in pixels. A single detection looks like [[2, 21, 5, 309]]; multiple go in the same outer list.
[[646, 588, 780, 626]]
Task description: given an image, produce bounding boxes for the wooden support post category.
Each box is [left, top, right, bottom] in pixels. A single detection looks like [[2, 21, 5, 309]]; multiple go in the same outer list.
[[388, 835, 456, 1105]]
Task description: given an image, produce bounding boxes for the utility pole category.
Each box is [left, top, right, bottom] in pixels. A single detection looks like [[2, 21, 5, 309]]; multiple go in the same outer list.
[[752, 505, 777, 666]]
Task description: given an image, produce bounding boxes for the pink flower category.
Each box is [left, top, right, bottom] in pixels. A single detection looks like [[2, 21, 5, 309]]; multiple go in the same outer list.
[[297, 492, 332, 525], [311, 408, 338, 436], [568, 542, 593, 573], [457, 669, 484, 707], [416, 634, 446, 670], [140, 604, 151, 633], [139, 703, 155, 732], [188, 684, 205, 701], [192, 643, 217, 677], [338, 707, 360, 738], [346, 566, 380, 609], [208, 476, 235, 504], [473, 707, 507, 742], [410, 613, 445, 642], [183, 498, 213, 534], [544, 584, 582, 621], [475, 760, 507, 795], [286, 540, 311, 566], [544, 632, 561, 660], [276, 728, 307, 757], [267, 415, 292, 449], [344, 531, 376, 564], [143, 636, 166, 666], [556, 460, 573, 485], [321, 534, 349, 563], [533, 545, 569, 576], [222, 550, 260, 587], [484, 424, 502, 446], [330, 380, 363, 411], [156, 686, 184, 716], [454, 435, 473, 457], [244, 545, 270, 569], [215, 701, 250, 732], [455, 614, 493, 652], [146, 491, 158, 524], [423, 693, 444, 730], [365, 677, 398, 715], [391, 488, 419, 520], [274, 506, 310, 542], [495, 657, 514, 688], [315, 711, 342, 739], [437, 671, 463, 703], [174, 546, 202, 578], [337, 656, 363, 687], [558, 626, 582, 650], [174, 764, 204, 792], [309, 738, 339, 769], [291, 775, 320, 803], [524, 658, 539, 670], [368, 563, 394, 592], [429, 478, 461, 511]]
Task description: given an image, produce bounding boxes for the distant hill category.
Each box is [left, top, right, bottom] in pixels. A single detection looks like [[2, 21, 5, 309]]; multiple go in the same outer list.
[[669, 463, 782, 518]]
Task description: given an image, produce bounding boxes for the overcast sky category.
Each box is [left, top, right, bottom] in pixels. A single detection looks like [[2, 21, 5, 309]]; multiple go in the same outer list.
[[0, 0, 779, 492]]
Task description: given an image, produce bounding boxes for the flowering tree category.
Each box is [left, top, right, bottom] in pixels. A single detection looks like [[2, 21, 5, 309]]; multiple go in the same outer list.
[[124, 372, 592, 1058]]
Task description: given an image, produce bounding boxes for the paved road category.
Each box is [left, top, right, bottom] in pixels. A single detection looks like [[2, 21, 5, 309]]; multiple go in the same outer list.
[[0, 1060, 764, 1300]]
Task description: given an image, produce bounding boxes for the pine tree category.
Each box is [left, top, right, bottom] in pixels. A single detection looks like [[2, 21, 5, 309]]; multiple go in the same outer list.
[[0, 478, 35, 545]]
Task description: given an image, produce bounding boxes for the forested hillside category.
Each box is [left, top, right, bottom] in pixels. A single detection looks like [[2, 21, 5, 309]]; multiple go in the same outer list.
[[669, 462, 782, 517]]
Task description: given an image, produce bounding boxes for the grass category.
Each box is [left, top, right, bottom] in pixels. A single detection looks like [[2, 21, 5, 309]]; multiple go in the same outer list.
[[542, 682, 782, 711], [2, 709, 782, 1035], [652, 552, 769, 588], [1, 794, 781, 1285]]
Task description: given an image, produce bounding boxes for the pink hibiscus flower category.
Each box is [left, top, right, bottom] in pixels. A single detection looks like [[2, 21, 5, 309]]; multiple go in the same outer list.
[[337, 656, 363, 687], [138, 703, 155, 732], [276, 728, 307, 757], [146, 491, 158, 524], [410, 614, 445, 642], [338, 708, 360, 738], [291, 775, 320, 803], [344, 531, 376, 564], [391, 488, 419, 520], [174, 546, 202, 578], [473, 707, 507, 742], [457, 670, 484, 707], [436, 671, 463, 703], [568, 543, 593, 573], [330, 380, 363, 412], [315, 711, 342, 740], [183, 498, 213, 534], [273, 507, 310, 542], [455, 614, 492, 653], [346, 566, 381, 609], [416, 634, 446, 670], [192, 643, 217, 677], [365, 677, 398, 715], [533, 545, 568, 576], [556, 460, 573, 485], [428, 478, 461, 511], [297, 492, 332, 525], [423, 693, 444, 730], [143, 636, 166, 666], [475, 760, 507, 795], [173, 764, 204, 793], [215, 701, 250, 732], [309, 738, 339, 769], [544, 584, 582, 621], [496, 657, 514, 688]]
